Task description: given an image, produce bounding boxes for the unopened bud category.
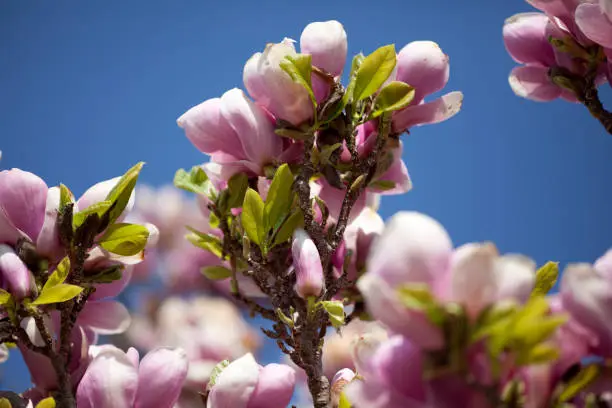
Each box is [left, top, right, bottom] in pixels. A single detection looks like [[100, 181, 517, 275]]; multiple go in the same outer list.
[[331, 368, 355, 406], [292, 229, 324, 298]]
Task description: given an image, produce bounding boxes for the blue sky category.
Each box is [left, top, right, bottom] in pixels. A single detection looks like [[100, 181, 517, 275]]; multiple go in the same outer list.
[[2, 0, 612, 393]]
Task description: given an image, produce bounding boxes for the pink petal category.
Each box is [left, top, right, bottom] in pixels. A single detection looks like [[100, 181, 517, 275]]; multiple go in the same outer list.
[[90, 265, 133, 300], [20, 345, 58, 391], [35, 186, 65, 261], [0, 244, 32, 299], [396, 41, 450, 104], [508, 66, 562, 102], [135, 348, 189, 408], [503, 13, 556, 67], [247, 364, 296, 408], [208, 353, 261, 408], [0, 169, 48, 243], [357, 274, 444, 350], [495, 255, 536, 303], [177, 97, 246, 158], [575, 3, 612, 48], [371, 144, 412, 195], [78, 301, 131, 335], [76, 346, 138, 408], [366, 211, 453, 287], [220, 88, 283, 166], [300, 20, 347, 77], [595, 249, 612, 281], [392, 91, 463, 133]]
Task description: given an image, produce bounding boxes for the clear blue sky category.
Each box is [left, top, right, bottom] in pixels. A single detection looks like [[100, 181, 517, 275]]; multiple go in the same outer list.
[[2, 0, 612, 393]]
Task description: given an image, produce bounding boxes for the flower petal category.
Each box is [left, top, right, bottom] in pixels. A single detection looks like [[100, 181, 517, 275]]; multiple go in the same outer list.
[[207, 353, 261, 408], [78, 301, 131, 335], [575, 3, 612, 48], [503, 13, 556, 66], [247, 364, 296, 408], [134, 348, 189, 408], [495, 254, 536, 303], [76, 346, 138, 408], [508, 66, 561, 102], [77, 177, 135, 222], [0, 244, 32, 299], [0, 169, 48, 243], [300, 20, 348, 77], [392, 91, 463, 133], [396, 41, 450, 104], [35, 186, 64, 261], [90, 265, 133, 300]]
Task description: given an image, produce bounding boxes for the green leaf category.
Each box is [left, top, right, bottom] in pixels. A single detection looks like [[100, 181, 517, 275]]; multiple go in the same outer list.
[[201, 266, 233, 280], [209, 212, 220, 229], [275, 128, 312, 141], [558, 364, 600, 402], [0, 289, 11, 306], [352, 45, 397, 101], [318, 143, 342, 166], [98, 223, 149, 256], [32, 284, 83, 305], [226, 173, 249, 209], [276, 308, 295, 328], [264, 164, 294, 232], [280, 54, 316, 107], [0, 398, 11, 408], [321, 300, 345, 328], [273, 209, 304, 246], [73, 200, 113, 230], [242, 188, 265, 246], [516, 343, 559, 366], [531, 261, 559, 297], [208, 360, 230, 389], [43, 257, 70, 292], [104, 162, 144, 225], [397, 284, 446, 326], [350, 53, 365, 79], [58, 184, 74, 211], [338, 392, 352, 408], [185, 227, 224, 258], [371, 81, 415, 118], [174, 166, 215, 197], [368, 180, 396, 191], [35, 397, 56, 408]]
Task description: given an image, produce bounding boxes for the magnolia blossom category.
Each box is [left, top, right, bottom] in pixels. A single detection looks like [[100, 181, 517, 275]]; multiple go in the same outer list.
[[358, 211, 537, 349], [292, 229, 324, 298], [206, 353, 296, 408], [76, 345, 188, 408], [503, 1, 610, 102], [127, 296, 260, 388], [391, 41, 463, 133]]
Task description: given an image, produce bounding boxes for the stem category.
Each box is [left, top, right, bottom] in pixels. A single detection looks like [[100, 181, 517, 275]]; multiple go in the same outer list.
[[578, 78, 612, 134]]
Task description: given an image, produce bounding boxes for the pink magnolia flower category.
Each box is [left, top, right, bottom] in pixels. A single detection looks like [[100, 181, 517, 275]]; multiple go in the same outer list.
[[390, 41, 463, 134], [575, 0, 612, 49], [331, 368, 355, 406], [559, 249, 612, 356], [292, 229, 324, 298], [206, 353, 296, 408], [76, 345, 188, 408], [127, 296, 260, 389], [178, 88, 289, 181], [300, 20, 348, 77], [358, 211, 537, 350]]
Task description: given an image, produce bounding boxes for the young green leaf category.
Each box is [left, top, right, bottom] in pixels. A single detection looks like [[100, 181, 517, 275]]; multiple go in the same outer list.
[[242, 188, 265, 246], [272, 209, 304, 246], [0, 289, 11, 306], [201, 266, 233, 280], [58, 184, 74, 212], [558, 364, 600, 402], [531, 261, 559, 297], [174, 166, 215, 197], [352, 45, 397, 101], [186, 228, 224, 258], [368, 180, 396, 191], [226, 173, 249, 209], [338, 392, 352, 408], [98, 223, 149, 256], [32, 284, 83, 305], [35, 397, 56, 408], [42, 257, 70, 292], [321, 300, 345, 328], [264, 164, 294, 232], [371, 81, 415, 118], [73, 200, 113, 230], [207, 360, 230, 389], [397, 284, 446, 326], [0, 398, 11, 408], [280, 54, 316, 106], [104, 162, 144, 225], [516, 343, 559, 366]]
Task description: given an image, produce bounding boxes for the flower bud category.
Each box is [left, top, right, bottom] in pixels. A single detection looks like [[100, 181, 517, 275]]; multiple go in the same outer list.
[[300, 20, 348, 77], [243, 38, 313, 126], [331, 368, 355, 406], [292, 229, 324, 298], [502, 13, 556, 67], [0, 244, 32, 299]]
